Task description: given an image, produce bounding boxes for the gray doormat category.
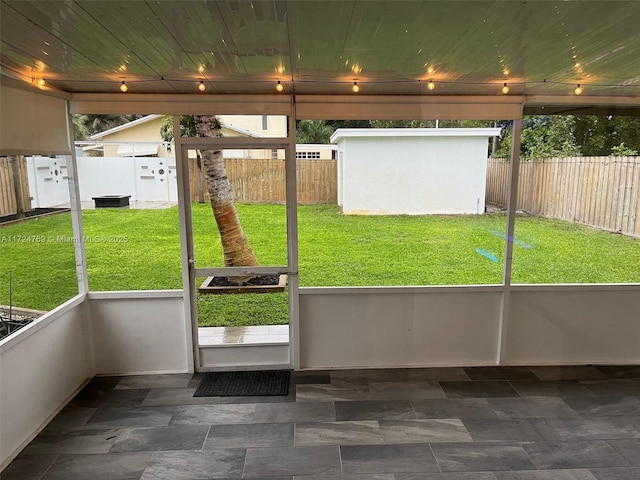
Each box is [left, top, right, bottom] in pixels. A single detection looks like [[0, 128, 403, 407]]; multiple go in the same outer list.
[[194, 370, 291, 397]]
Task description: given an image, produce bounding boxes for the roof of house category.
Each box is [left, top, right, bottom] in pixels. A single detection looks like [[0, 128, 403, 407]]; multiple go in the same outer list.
[[90, 115, 164, 140], [90, 115, 261, 140]]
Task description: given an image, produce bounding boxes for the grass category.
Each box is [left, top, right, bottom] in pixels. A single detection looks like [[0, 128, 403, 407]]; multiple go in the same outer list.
[[1, 203, 638, 326]]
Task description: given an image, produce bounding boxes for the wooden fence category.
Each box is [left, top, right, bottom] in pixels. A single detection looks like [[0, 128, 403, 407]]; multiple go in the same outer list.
[[0, 156, 31, 217], [189, 158, 337, 204], [486, 156, 640, 237]]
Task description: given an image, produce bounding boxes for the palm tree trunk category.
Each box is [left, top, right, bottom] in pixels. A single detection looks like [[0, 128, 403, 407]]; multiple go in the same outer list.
[[194, 115, 258, 279]]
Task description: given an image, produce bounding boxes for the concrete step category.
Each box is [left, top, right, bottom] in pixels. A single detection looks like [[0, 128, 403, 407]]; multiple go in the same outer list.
[[197, 325, 290, 370]]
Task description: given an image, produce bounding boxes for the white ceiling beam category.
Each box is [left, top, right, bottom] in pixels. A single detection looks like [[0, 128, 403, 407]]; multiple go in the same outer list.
[[295, 95, 526, 120], [68, 92, 640, 118], [525, 95, 640, 108], [69, 93, 292, 115]]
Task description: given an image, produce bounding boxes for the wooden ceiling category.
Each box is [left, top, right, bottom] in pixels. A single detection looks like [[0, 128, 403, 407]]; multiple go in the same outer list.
[[1, 1, 639, 102]]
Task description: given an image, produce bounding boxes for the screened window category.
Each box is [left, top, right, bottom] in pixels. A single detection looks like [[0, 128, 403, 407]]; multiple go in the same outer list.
[[296, 151, 321, 159]]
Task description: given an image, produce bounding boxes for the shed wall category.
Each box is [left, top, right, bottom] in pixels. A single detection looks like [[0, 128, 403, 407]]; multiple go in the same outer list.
[[338, 136, 490, 215]]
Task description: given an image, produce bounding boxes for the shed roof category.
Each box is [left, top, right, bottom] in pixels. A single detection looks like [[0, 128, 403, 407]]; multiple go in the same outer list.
[[331, 128, 501, 143]]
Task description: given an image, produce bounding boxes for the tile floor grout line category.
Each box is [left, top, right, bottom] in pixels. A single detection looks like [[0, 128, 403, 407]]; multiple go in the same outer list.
[[201, 425, 212, 450], [427, 442, 443, 474], [241, 446, 249, 479], [293, 421, 297, 447], [36, 453, 59, 480]]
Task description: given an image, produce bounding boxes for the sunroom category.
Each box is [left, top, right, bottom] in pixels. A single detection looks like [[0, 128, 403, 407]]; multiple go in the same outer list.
[[1, 0, 639, 473]]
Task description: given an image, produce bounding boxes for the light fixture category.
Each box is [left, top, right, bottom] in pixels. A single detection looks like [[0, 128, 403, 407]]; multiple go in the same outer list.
[[427, 80, 435, 91], [501, 82, 510, 95], [36, 78, 46, 86], [276, 80, 284, 92], [119, 81, 128, 93], [198, 81, 206, 92], [352, 81, 360, 93], [574, 84, 583, 95]]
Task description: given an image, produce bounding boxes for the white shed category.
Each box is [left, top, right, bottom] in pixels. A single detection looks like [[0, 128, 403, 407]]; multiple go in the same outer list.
[[331, 128, 501, 215]]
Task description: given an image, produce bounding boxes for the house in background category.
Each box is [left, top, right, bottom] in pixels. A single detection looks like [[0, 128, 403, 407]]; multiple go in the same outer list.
[[295, 144, 336, 160], [86, 114, 288, 158]]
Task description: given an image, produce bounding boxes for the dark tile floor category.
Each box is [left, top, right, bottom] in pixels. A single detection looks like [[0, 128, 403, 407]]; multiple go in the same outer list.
[[3, 366, 640, 479]]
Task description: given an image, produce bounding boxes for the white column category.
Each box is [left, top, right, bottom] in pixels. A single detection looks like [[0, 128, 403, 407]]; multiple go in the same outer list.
[[174, 116, 197, 373], [286, 99, 301, 370], [497, 113, 523, 364], [65, 102, 88, 295]]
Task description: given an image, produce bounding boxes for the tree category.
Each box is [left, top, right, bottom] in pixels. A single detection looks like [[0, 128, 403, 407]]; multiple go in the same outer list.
[[295, 119, 334, 144], [574, 115, 640, 156], [611, 142, 638, 156], [160, 115, 196, 140], [325, 119, 372, 130], [494, 115, 640, 159], [74, 114, 143, 136], [370, 119, 434, 128], [71, 115, 89, 140], [161, 115, 258, 281], [493, 116, 581, 159]]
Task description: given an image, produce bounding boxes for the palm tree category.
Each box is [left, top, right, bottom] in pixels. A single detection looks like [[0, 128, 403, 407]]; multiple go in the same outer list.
[[193, 116, 259, 281], [296, 119, 334, 144], [161, 115, 259, 280], [77, 114, 142, 136]]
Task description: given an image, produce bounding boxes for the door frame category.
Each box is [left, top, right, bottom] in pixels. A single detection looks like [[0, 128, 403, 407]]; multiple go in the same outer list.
[[173, 112, 299, 372]]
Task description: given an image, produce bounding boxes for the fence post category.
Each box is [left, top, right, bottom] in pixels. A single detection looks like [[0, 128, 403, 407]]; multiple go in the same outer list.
[[9, 156, 24, 217]]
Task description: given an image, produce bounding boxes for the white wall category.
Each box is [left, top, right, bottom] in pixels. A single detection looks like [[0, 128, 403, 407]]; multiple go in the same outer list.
[[76, 156, 136, 200], [26, 156, 71, 208], [76, 156, 178, 202], [504, 285, 640, 365], [299, 287, 503, 369], [2, 285, 638, 469], [222, 114, 287, 137], [88, 291, 189, 375], [298, 285, 640, 370], [333, 129, 498, 215], [0, 296, 93, 469]]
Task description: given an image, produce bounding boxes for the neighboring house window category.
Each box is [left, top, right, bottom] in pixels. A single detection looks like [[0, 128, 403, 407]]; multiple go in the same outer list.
[[296, 151, 321, 159], [271, 149, 278, 159], [262, 115, 268, 130]]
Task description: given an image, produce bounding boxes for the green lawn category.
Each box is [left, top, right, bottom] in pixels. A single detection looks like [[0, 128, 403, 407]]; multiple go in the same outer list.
[[1, 203, 638, 326]]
